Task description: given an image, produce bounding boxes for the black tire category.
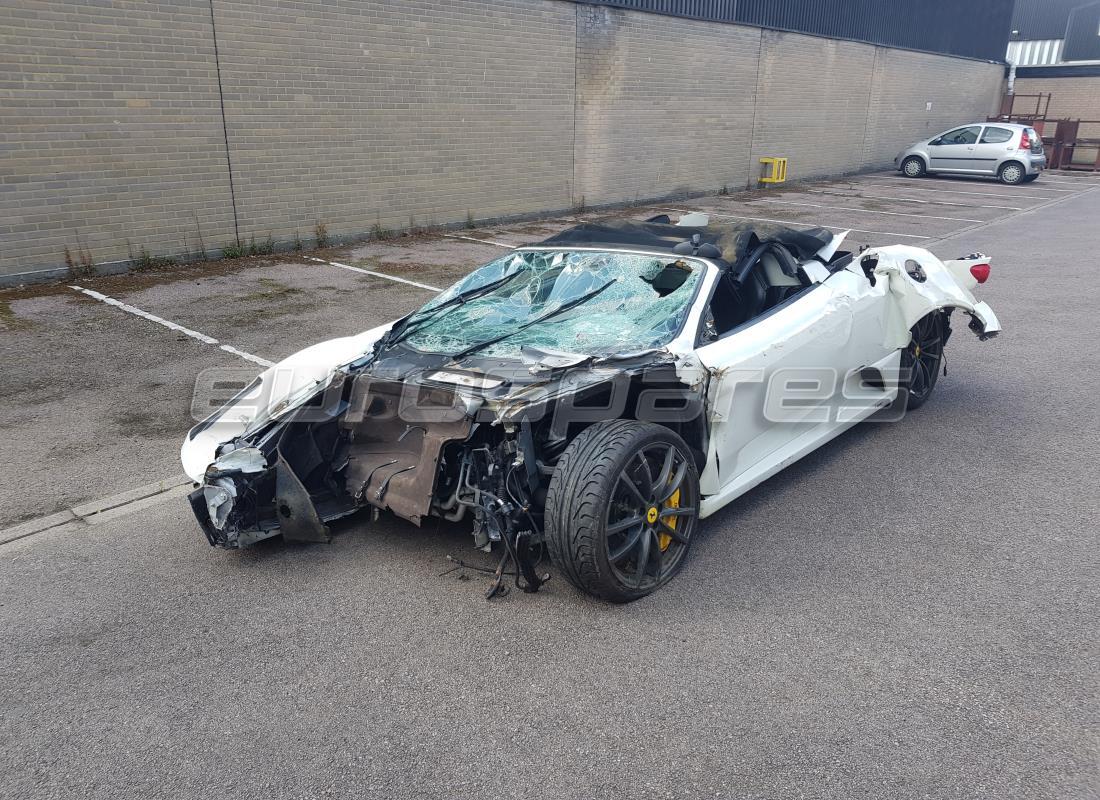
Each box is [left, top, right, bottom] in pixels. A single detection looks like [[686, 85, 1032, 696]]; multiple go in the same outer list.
[[999, 161, 1026, 185], [545, 420, 700, 602], [901, 312, 945, 410], [901, 156, 927, 178]]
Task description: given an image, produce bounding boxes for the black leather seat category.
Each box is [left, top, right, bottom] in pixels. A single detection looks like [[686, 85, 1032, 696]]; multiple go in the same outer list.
[[710, 266, 767, 333]]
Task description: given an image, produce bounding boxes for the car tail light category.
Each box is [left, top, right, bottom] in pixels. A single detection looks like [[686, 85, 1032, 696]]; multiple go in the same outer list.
[[970, 263, 990, 284], [1020, 130, 1030, 150]]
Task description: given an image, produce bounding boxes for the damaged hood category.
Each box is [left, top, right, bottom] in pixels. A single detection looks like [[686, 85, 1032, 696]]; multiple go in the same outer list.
[[181, 323, 392, 481]]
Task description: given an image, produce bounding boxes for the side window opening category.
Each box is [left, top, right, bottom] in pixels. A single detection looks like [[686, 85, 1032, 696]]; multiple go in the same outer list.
[[941, 126, 981, 145], [980, 126, 1014, 144], [702, 243, 811, 341]]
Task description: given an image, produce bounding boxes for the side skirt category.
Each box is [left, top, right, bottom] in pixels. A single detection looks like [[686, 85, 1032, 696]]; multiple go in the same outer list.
[[698, 388, 897, 518]]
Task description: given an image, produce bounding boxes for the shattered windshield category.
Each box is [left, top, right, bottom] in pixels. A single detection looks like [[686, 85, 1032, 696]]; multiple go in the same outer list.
[[403, 250, 706, 358]]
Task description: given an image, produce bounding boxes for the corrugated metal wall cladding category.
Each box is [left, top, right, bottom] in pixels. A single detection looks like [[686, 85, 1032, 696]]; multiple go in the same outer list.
[[588, 0, 1013, 60], [1063, 2, 1100, 62], [1011, 0, 1084, 41]]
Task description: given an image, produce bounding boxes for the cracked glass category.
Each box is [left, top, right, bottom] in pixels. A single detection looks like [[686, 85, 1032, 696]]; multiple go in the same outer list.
[[405, 250, 705, 358]]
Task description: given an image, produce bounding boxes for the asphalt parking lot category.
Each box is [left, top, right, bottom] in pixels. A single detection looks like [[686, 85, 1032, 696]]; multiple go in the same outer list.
[[2, 170, 1099, 799]]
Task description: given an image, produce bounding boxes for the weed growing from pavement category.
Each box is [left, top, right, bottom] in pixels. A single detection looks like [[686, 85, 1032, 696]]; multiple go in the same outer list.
[[222, 241, 245, 259], [133, 246, 177, 271], [67, 234, 95, 278], [314, 221, 329, 249], [246, 235, 275, 256], [370, 220, 390, 240]]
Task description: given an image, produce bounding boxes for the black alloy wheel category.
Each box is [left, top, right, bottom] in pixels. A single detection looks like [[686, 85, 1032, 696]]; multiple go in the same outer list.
[[545, 421, 700, 602], [901, 312, 945, 410]]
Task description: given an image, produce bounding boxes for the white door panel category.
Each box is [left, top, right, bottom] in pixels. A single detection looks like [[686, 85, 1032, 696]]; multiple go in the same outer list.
[[696, 284, 856, 495]]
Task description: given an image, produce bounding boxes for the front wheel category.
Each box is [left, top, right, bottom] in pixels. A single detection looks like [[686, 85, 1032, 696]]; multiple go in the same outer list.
[[901, 312, 945, 410], [901, 156, 926, 178], [545, 420, 700, 602], [999, 161, 1026, 185]]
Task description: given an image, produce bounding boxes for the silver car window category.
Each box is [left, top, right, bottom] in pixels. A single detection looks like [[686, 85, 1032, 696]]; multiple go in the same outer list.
[[980, 126, 1014, 144], [938, 126, 981, 145]]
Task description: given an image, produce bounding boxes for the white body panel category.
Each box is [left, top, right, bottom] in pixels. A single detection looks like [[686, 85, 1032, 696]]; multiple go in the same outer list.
[[181, 324, 391, 481], [686, 242, 998, 517]]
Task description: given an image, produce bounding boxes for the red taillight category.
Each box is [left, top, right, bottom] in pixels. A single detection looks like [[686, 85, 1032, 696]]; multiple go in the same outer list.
[[1020, 130, 1030, 150], [970, 263, 990, 284]]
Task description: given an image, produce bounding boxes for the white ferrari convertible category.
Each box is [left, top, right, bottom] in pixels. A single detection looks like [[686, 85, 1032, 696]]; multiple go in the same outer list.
[[182, 214, 1000, 601]]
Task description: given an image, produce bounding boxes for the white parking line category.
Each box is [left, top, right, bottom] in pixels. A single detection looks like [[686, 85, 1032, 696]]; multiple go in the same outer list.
[[746, 198, 984, 223], [853, 178, 1066, 201], [802, 189, 1022, 211], [443, 234, 517, 249], [305, 256, 441, 292], [1014, 177, 1100, 186], [866, 176, 1076, 194], [670, 209, 932, 239], [69, 286, 275, 368]]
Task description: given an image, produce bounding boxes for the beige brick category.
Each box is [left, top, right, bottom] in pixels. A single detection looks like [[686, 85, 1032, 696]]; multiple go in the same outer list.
[[0, 0, 1009, 279]]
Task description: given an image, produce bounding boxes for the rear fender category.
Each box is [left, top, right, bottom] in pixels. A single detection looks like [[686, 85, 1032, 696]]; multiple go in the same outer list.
[[863, 246, 1001, 348]]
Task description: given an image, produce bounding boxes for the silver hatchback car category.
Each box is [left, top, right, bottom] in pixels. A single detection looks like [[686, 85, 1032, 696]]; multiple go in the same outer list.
[[894, 122, 1046, 185]]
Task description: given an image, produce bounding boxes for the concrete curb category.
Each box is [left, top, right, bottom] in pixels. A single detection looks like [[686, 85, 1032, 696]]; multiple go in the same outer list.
[[1, 474, 193, 546]]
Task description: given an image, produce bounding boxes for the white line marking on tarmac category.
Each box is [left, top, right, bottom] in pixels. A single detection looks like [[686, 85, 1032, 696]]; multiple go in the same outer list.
[[305, 256, 441, 291], [669, 209, 932, 239], [863, 176, 1075, 194], [443, 234, 517, 249], [802, 189, 1022, 211], [1011, 177, 1100, 186], [69, 286, 274, 367], [850, 178, 1064, 201], [747, 198, 984, 223]]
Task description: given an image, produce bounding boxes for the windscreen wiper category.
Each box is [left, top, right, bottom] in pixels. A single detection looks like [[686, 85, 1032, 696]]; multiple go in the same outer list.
[[382, 268, 526, 350], [447, 278, 617, 362]]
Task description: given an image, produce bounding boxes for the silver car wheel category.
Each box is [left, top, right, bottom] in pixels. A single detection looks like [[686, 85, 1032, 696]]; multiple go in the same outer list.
[[902, 158, 924, 177], [1000, 163, 1024, 184]]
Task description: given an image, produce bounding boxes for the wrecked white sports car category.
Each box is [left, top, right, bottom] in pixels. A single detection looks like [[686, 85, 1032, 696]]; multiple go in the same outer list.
[[182, 215, 1000, 601]]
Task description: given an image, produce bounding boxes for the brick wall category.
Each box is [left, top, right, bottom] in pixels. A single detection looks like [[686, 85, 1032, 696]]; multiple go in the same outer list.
[[749, 31, 879, 182], [573, 6, 761, 206], [1012, 76, 1100, 138], [863, 48, 1005, 168], [1, 0, 1006, 281], [0, 0, 237, 278], [213, 0, 576, 247]]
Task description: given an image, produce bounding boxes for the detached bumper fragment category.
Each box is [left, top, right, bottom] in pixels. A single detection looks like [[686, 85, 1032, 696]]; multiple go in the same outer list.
[[188, 487, 224, 548]]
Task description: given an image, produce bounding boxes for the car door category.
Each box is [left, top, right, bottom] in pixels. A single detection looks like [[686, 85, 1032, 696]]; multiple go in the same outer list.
[[927, 125, 984, 173], [822, 261, 899, 414], [695, 282, 860, 499], [972, 125, 1016, 174]]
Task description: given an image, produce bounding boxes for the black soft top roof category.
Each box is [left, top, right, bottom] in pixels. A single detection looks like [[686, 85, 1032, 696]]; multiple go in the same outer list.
[[533, 220, 833, 267]]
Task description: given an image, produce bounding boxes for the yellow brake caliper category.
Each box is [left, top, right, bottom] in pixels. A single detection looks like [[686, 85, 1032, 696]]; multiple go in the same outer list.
[[657, 489, 680, 552]]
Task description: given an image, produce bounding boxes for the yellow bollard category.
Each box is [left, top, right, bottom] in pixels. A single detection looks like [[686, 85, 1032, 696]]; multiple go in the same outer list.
[[759, 157, 788, 184]]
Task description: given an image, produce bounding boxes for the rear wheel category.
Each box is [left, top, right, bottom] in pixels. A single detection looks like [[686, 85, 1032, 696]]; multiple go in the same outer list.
[[901, 156, 926, 178], [999, 161, 1026, 185], [545, 420, 699, 602], [902, 313, 945, 410]]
